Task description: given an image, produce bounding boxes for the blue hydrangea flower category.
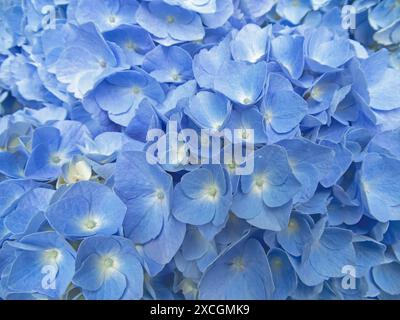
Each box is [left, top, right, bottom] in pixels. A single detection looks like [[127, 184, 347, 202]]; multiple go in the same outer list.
[[163, 0, 217, 14], [230, 24, 270, 63], [173, 165, 232, 226], [232, 145, 301, 231], [72, 0, 139, 32], [115, 150, 172, 243], [3, 185, 54, 240], [0, 0, 24, 54], [261, 77, 308, 142], [268, 248, 298, 300], [193, 35, 231, 89], [73, 236, 143, 300], [142, 45, 193, 83], [199, 0, 233, 28], [47, 23, 127, 98], [305, 27, 354, 72], [369, 0, 400, 30], [274, 213, 314, 257], [141, 215, 186, 265], [276, 0, 312, 24], [184, 91, 231, 130], [2, 0, 400, 301], [278, 138, 334, 202], [104, 25, 155, 66], [271, 34, 304, 80], [359, 153, 400, 222], [25, 121, 90, 180], [46, 181, 126, 239], [225, 108, 267, 144], [175, 226, 218, 283], [372, 262, 400, 296], [136, 1, 205, 46], [199, 237, 274, 299], [90, 69, 165, 126], [214, 60, 267, 105], [289, 218, 355, 286], [1, 232, 76, 299], [79, 132, 124, 164], [238, 0, 276, 20]]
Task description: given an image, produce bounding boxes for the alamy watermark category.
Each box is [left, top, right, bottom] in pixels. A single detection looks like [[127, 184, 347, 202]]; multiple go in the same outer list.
[[145, 121, 255, 175], [341, 265, 357, 290], [342, 5, 357, 30], [41, 264, 58, 290], [41, 5, 57, 30]]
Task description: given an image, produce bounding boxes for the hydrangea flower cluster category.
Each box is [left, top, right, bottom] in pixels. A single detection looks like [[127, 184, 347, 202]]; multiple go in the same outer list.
[[1, 0, 400, 300]]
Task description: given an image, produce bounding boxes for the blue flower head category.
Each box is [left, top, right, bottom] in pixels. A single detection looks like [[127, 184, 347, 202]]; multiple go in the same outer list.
[[290, 218, 356, 286], [47, 23, 127, 98], [261, 76, 308, 142], [3, 185, 54, 240], [268, 248, 298, 299], [185, 91, 231, 130], [1, 0, 400, 301], [72, 0, 139, 32], [278, 138, 334, 202], [230, 24, 270, 63], [173, 165, 232, 227], [104, 25, 155, 66], [163, 0, 218, 14], [2, 232, 76, 299], [142, 45, 193, 83], [305, 27, 355, 72], [0, 0, 24, 54], [199, 237, 274, 299], [46, 181, 126, 239], [214, 60, 267, 105], [115, 150, 173, 243], [360, 153, 400, 222], [232, 145, 301, 231], [271, 34, 304, 80], [73, 235, 143, 300], [25, 121, 90, 180], [136, 1, 205, 46], [193, 35, 231, 89], [276, 0, 312, 24], [90, 70, 165, 126]]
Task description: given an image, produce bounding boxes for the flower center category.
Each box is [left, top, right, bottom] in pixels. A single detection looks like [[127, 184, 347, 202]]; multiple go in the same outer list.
[[51, 154, 61, 164], [362, 181, 371, 193], [231, 257, 245, 272], [156, 189, 165, 200], [264, 111, 273, 123], [288, 218, 298, 231], [227, 162, 236, 170], [205, 184, 219, 200], [292, 0, 300, 7], [181, 279, 196, 294], [242, 97, 251, 105], [254, 175, 266, 190], [311, 86, 322, 99], [171, 72, 181, 81], [132, 86, 141, 95], [240, 128, 249, 140], [84, 219, 97, 230], [99, 60, 107, 69], [108, 16, 116, 24], [272, 257, 283, 269], [166, 15, 175, 24], [44, 249, 60, 263], [125, 41, 136, 51], [103, 257, 114, 269]]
